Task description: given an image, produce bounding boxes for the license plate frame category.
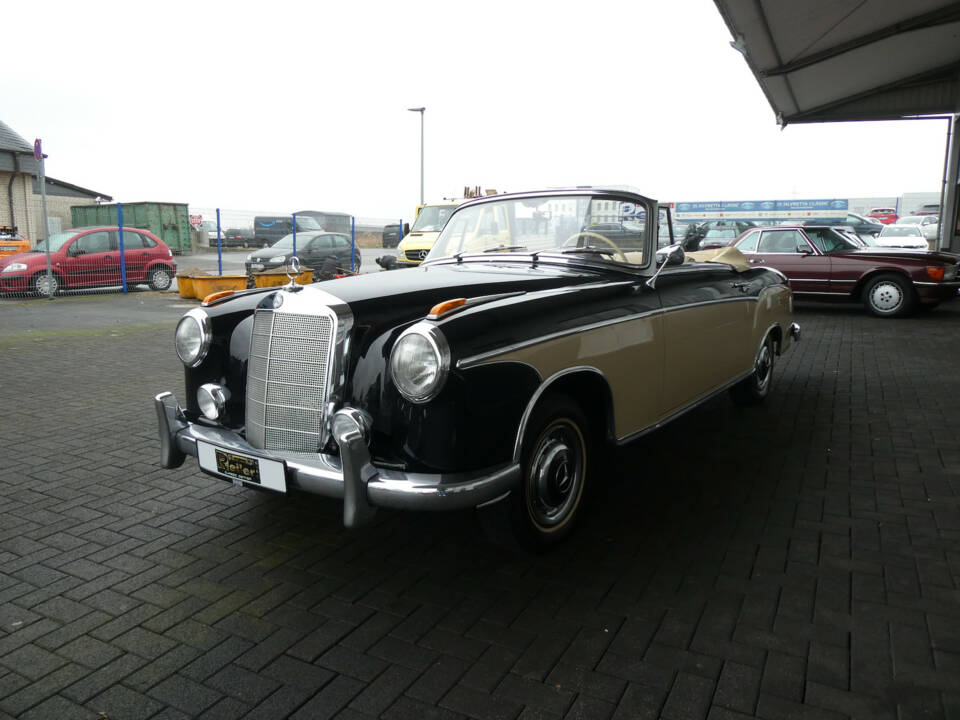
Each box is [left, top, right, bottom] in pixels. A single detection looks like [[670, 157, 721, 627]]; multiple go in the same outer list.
[[196, 441, 286, 492]]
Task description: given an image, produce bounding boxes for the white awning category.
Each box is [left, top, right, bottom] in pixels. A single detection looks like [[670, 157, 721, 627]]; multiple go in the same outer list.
[[713, 0, 960, 124]]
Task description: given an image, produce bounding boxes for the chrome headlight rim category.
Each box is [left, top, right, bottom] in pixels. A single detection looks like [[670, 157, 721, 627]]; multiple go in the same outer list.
[[175, 308, 212, 368], [390, 322, 451, 404]]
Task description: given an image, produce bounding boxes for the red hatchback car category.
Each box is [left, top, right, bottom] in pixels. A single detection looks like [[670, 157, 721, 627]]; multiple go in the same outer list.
[[0, 226, 177, 297], [867, 207, 898, 224], [729, 225, 960, 317]]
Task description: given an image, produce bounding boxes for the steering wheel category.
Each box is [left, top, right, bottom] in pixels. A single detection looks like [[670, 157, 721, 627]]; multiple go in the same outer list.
[[561, 231, 628, 263]]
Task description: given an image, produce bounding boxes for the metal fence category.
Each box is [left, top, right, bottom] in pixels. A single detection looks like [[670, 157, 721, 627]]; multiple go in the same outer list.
[[0, 205, 404, 302]]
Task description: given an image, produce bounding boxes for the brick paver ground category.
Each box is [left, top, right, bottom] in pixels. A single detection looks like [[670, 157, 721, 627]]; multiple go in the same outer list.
[[1, 293, 959, 719]]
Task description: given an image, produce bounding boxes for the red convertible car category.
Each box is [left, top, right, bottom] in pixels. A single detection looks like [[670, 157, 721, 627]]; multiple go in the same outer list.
[[728, 225, 960, 317]]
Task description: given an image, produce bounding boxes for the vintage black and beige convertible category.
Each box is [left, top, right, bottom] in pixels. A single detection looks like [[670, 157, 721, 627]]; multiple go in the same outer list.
[[155, 189, 799, 549]]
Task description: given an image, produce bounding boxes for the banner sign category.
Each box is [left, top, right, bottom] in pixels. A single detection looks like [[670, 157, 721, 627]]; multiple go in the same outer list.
[[674, 198, 848, 221]]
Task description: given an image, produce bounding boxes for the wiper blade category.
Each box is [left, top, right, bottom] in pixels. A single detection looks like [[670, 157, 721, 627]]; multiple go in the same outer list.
[[558, 245, 615, 255], [483, 244, 528, 253]]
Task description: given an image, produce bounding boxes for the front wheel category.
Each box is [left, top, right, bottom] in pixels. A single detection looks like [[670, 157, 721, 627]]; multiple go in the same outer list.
[[148, 267, 173, 291], [730, 335, 775, 406], [863, 273, 915, 318], [32, 272, 61, 297], [480, 393, 591, 551]]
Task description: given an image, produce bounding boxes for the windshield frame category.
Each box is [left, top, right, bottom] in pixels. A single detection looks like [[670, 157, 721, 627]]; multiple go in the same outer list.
[[422, 189, 657, 272]]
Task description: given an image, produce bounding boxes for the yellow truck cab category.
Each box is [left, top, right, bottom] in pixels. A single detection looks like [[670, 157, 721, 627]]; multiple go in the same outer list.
[[395, 200, 466, 266]]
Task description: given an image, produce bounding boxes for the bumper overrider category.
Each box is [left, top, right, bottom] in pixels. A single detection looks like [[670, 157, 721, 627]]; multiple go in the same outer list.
[[154, 392, 520, 529]]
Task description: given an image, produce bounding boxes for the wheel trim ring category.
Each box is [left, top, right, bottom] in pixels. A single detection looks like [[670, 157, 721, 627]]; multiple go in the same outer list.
[[870, 281, 903, 312], [525, 419, 585, 531]]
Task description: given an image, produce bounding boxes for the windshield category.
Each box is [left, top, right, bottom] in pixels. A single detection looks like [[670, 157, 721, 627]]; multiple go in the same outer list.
[[35, 231, 80, 253], [880, 226, 921, 237], [411, 205, 458, 233], [270, 233, 312, 250], [426, 194, 651, 267]]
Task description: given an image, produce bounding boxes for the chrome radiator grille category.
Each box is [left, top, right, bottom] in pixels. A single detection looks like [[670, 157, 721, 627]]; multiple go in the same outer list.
[[246, 309, 335, 452]]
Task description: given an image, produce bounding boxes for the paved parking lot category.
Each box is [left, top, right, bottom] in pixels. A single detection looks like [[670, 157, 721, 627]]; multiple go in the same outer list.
[[1, 292, 959, 719]]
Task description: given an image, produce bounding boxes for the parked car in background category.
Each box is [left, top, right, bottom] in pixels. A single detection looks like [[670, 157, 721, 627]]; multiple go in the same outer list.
[[867, 207, 898, 224], [395, 200, 464, 266], [200, 221, 221, 247], [699, 227, 739, 249], [215, 228, 256, 248], [803, 212, 882, 237], [381, 222, 407, 248], [253, 215, 323, 248], [730, 225, 960, 317], [916, 203, 940, 216], [875, 224, 929, 249], [0, 226, 176, 297], [682, 220, 757, 250], [895, 215, 940, 241], [244, 231, 359, 279], [0, 226, 29, 257], [155, 188, 799, 550]]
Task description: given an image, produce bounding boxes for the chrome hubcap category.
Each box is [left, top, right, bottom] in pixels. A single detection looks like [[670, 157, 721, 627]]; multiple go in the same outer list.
[[36, 276, 57, 296], [528, 422, 583, 529], [153, 270, 171, 289], [870, 282, 902, 312], [755, 344, 772, 390]]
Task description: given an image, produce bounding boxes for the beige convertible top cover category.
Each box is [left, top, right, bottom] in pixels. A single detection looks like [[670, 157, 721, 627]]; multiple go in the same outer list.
[[685, 246, 752, 272]]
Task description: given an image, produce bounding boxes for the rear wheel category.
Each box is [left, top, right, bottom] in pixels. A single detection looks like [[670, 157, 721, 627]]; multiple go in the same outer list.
[[32, 272, 61, 297], [730, 334, 775, 406], [863, 273, 915, 318], [480, 393, 591, 551], [148, 267, 173, 291]]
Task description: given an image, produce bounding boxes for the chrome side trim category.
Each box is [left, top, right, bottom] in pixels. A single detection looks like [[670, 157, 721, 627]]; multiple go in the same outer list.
[[615, 370, 754, 446], [457, 297, 757, 370], [914, 280, 960, 287]]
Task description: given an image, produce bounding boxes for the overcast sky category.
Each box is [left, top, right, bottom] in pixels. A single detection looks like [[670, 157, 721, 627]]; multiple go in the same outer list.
[[2, 0, 950, 223]]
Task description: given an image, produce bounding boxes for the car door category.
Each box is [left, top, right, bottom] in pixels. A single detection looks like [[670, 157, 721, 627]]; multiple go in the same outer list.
[[62, 230, 119, 288], [119, 231, 149, 282], [331, 234, 356, 270], [743, 228, 831, 294], [657, 265, 753, 414], [303, 234, 332, 270]]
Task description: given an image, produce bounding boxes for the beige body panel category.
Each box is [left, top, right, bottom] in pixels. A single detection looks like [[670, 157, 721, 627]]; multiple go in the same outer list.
[[466, 283, 793, 441]]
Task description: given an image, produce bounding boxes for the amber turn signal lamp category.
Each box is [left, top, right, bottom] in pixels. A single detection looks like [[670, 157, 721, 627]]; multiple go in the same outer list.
[[428, 298, 466, 318], [926, 267, 945, 281], [202, 290, 236, 305]]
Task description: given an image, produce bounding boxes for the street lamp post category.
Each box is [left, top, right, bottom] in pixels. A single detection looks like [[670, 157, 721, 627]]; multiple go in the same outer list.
[[407, 107, 425, 205]]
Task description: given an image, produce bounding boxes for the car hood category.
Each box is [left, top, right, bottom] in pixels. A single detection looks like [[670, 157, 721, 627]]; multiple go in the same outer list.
[[247, 248, 293, 261], [332, 261, 606, 328]]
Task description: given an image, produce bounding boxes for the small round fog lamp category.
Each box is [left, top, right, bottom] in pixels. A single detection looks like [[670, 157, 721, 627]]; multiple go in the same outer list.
[[197, 383, 230, 420]]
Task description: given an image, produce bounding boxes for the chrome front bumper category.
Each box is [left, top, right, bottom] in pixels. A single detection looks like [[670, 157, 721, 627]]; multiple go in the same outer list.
[[154, 392, 519, 528]]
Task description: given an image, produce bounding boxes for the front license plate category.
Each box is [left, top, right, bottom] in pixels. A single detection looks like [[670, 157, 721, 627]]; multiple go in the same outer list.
[[196, 441, 286, 492], [251, 263, 264, 270]]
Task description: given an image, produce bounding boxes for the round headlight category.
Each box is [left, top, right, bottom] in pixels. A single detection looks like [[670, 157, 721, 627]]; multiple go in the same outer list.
[[390, 324, 450, 403], [175, 309, 211, 367]]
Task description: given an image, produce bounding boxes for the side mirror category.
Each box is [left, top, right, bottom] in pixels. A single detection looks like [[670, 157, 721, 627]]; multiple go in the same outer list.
[[655, 243, 685, 266], [797, 243, 814, 254], [402, 222, 410, 235], [647, 243, 684, 289]]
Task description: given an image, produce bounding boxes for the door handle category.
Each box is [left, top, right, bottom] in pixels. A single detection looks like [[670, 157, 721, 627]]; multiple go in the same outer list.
[[731, 281, 750, 292], [748, 258, 764, 264]]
